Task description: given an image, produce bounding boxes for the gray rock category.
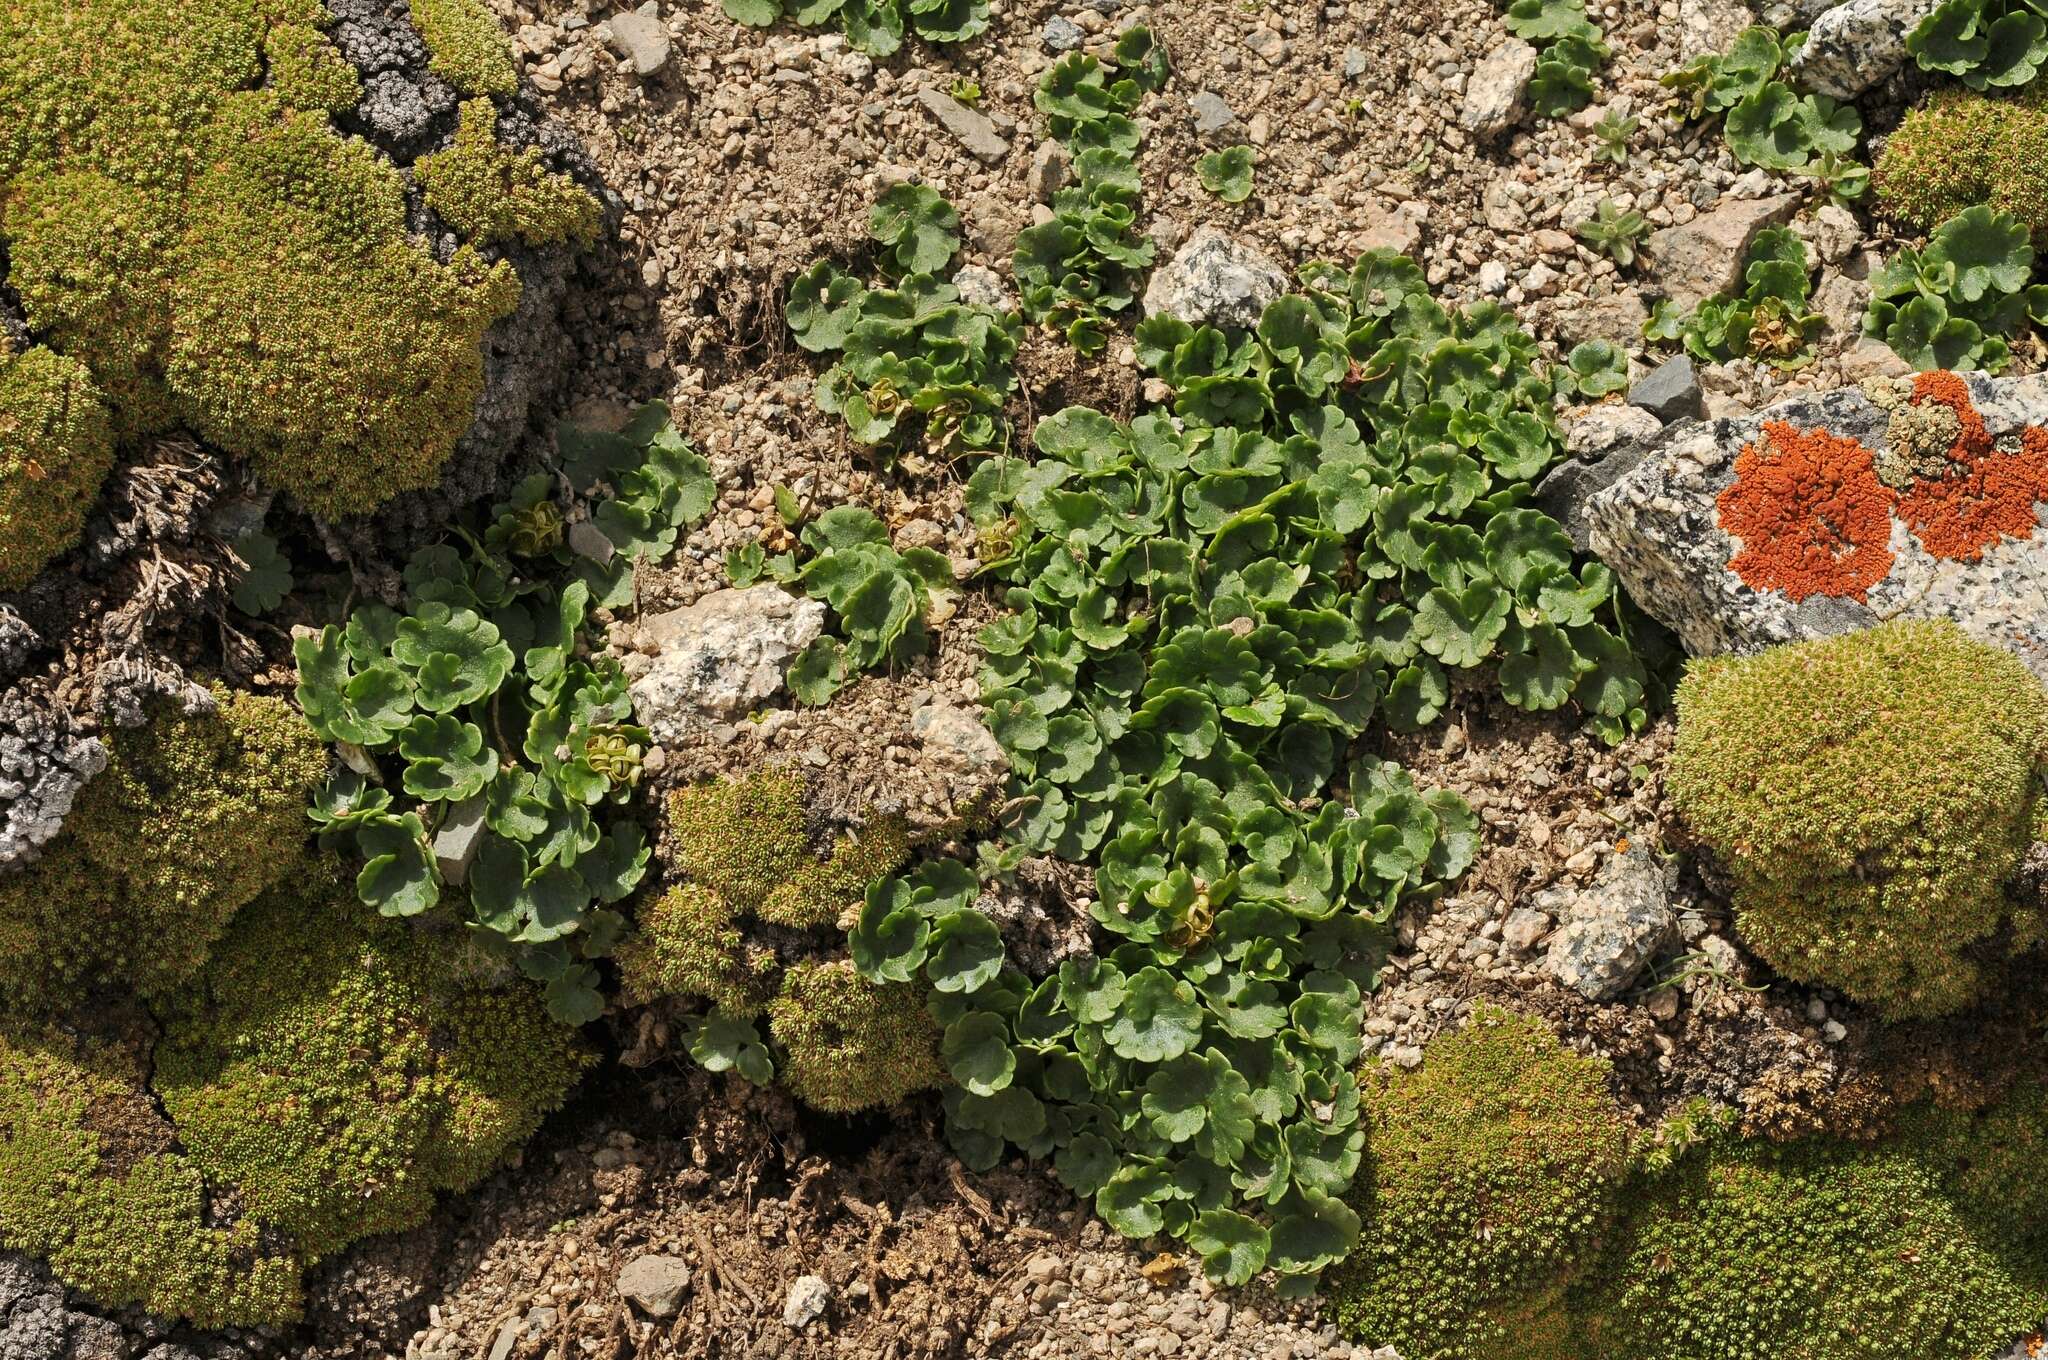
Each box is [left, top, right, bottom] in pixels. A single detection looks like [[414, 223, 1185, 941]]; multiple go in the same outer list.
[[1457, 39, 1537, 137], [1811, 268, 1871, 339], [485, 1320, 519, 1360], [605, 1, 671, 76], [783, 1274, 832, 1328], [1041, 14, 1086, 51], [0, 690, 106, 870], [1029, 140, 1072, 202], [64, 1318, 126, 1360], [567, 517, 615, 566], [1343, 46, 1370, 78], [1629, 354, 1703, 423], [617, 1254, 692, 1318], [912, 699, 1007, 774], [1534, 405, 1667, 553], [1553, 290, 1649, 348], [432, 794, 488, 886], [1647, 194, 1802, 312], [1501, 907, 1553, 954], [1586, 370, 2048, 678], [1141, 227, 1288, 331], [952, 263, 1013, 310], [1189, 90, 1237, 136], [913, 87, 1010, 163], [1807, 202, 1864, 265], [628, 586, 827, 745], [1838, 334, 1911, 381], [1680, 0, 1756, 59], [1541, 841, 1677, 1001], [1787, 0, 1937, 97]]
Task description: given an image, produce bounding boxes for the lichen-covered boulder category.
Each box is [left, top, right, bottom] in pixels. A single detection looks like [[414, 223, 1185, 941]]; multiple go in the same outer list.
[[1586, 369, 2048, 679]]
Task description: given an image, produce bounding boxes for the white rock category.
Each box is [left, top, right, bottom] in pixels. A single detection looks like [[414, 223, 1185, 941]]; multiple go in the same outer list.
[[1788, 0, 1939, 97], [1457, 39, 1537, 138], [1540, 841, 1677, 1001], [628, 586, 826, 745], [783, 1275, 831, 1328], [617, 1255, 691, 1318], [1141, 227, 1288, 331], [605, 1, 671, 76]]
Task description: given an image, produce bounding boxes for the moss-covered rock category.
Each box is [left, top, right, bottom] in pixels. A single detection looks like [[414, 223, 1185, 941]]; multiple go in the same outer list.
[[767, 961, 947, 1116], [1329, 1008, 1631, 1360], [1875, 87, 2048, 244], [0, 341, 114, 588], [0, 863, 588, 1325], [0, 688, 328, 1011], [1576, 1136, 2045, 1360], [156, 867, 591, 1263], [0, 0, 593, 519], [1668, 619, 2048, 1018]]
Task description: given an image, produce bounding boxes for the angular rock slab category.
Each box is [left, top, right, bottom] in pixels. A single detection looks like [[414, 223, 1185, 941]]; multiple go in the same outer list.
[[1585, 371, 2048, 678]]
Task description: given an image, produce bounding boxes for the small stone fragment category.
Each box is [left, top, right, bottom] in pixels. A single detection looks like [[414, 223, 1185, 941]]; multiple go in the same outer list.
[[628, 586, 827, 745], [605, 1, 671, 76], [567, 518, 615, 567], [431, 794, 488, 887], [1041, 14, 1086, 51], [1028, 140, 1071, 201], [1189, 90, 1237, 136], [1141, 227, 1288, 331], [617, 1255, 691, 1318], [1787, 0, 1937, 98], [1646, 193, 1802, 312], [1540, 841, 1677, 1002], [783, 1275, 832, 1328], [912, 87, 1009, 163], [1457, 40, 1537, 138], [1628, 355, 1704, 423]]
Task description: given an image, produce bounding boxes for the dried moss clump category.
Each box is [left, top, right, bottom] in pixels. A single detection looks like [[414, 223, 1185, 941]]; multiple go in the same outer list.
[[767, 961, 946, 1116], [0, 689, 328, 1011], [0, 342, 114, 588], [1577, 1138, 2045, 1360], [417, 100, 602, 247], [1668, 619, 2048, 1018], [1875, 87, 2048, 244], [1329, 1009, 1631, 1360], [0, 866, 588, 1324], [0, 0, 590, 518]]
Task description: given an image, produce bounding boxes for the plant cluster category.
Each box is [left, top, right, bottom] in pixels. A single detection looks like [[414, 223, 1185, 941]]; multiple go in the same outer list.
[[0, 340, 114, 590], [1906, 0, 2048, 89], [1590, 110, 1637, 163], [1557, 340, 1631, 398], [1500, 0, 1611, 117], [840, 254, 1652, 1292], [770, 505, 958, 705], [616, 769, 944, 1114], [787, 185, 1020, 457], [1645, 227, 1822, 370], [297, 405, 714, 1024], [416, 100, 604, 248], [1572, 198, 1648, 268], [409, 0, 521, 95], [1669, 618, 2048, 1019], [1866, 204, 2048, 370], [720, 0, 988, 56], [0, 0, 594, 519], [0, 864, 587, 1327], [1328, 1009, 1631, 1360], [1197, 146, 1256, 203], [0, 689, 327, 1012], [1875, 86, 2048, 244], [1013, 29, 1171, 354], [1663, 28, 1863, 184]]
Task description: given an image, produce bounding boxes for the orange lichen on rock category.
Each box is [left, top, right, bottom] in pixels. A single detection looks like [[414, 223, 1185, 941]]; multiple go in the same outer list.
[[1895, 373, 2048, 563], [1717, 421, 1897, 602]]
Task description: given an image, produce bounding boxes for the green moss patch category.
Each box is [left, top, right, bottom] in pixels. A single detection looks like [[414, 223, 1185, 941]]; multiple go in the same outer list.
[[0, 342, 114, 587], [1876, 87, 2048, 245]]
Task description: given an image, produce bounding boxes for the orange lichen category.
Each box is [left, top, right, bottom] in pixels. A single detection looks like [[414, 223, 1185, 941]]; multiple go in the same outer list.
[[1894, 373, 2048, 563], [1717, 421, 1897, 602]]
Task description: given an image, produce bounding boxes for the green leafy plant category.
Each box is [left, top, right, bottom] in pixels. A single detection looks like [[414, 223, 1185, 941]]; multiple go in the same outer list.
[[1906, 0, 2048, 89], [949, 76, 983, 105], [720, 0, 988, 55], [1573, 198, 1649, 267], [1805, 147, 1870, 203], [1665, 27, 1863, 174], [1644, 227, 1822, 370], [787, 188, 1020, 456], [230, 529, 293, 616], [1864, 204, 2048, 372], [775, 506, 956, 704], [1197, 145, 1256, 203], [1013, 28, 1171, 354], [296, 405, 715, 1023], [1560, 340, 1630, 398], [853, 252, 1654, 1295], [1502, 0, 1611, 118], [1591, 110, 1637, 163]]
